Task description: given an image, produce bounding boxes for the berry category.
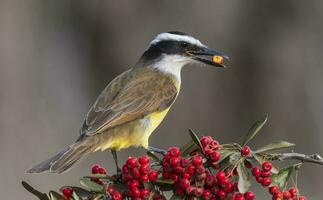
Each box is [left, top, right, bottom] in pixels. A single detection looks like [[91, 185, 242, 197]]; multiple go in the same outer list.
[[170, 157, 180, 167], [282, 190, 291, 199], [288, 187, 297, 197], [187, 165, 196, 175], [261, 177, 272, 187], [255, 176, 263, 183], [180, 178, 190, 189], [216, 171, 226, 181], [139, 155, 149, 165], [62, 187, 73, 199], [140, 174, 149, 182], [216, 189, 227, 199], [200, 136, 213, 147], [131, 187, 141, 198], [131, 168, 141, 179], [269, 186, 280, 195], [182, 172, 191, 179], [111, 191, 122, 200], [202, 189, 212, 200], [98, 167, 107, 174], [209, 151, 221, 162], [262, 161, 273, 172], [139, 164, 151, 175], [148, 170, 158, 181], [162, 171, 170, 179], [261, 170, 271, 177], [244, 191, 255, 200], [180, 158, 190, 167], [127, 179, 139, 189], [127, 157, 139, 168], [234, 193, 245, 200], [194, 188, 204, 197], [91, 164, 101, 174], [298, 196, 307, 200], [140, 188, 151, 199], [251, 166, 261, 177], [170, 173, 179, 183], [273, 191, 283, 199], [241, 146, 251, 156], [107, 185, 115, 194], [168, 147, 180, 157], [192, 155, 203, 166]]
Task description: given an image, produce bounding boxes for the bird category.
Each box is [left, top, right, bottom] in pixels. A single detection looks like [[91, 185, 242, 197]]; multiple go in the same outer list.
[[26, 31, 228, 174]]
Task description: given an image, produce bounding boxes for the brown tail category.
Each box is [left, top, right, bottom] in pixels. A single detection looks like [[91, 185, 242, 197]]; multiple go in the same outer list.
[[26, 139, 96, 174]]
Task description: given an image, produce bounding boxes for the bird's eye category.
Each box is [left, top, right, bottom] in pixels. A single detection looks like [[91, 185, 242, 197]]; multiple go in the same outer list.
[[180, 42, 189, 48]]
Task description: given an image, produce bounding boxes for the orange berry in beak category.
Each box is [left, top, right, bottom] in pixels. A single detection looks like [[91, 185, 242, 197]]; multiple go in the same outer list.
[[212, 55, 224, 64]]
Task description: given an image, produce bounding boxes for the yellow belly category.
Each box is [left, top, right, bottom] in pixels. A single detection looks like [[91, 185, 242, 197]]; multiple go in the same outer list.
[[96, 108, 170, 151]]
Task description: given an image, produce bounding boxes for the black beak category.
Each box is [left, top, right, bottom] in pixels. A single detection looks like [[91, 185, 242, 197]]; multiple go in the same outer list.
[[187, 47, 229, 67]]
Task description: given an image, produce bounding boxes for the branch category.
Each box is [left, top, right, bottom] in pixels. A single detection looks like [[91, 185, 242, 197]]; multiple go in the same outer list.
[[272, 152, 323, 165]]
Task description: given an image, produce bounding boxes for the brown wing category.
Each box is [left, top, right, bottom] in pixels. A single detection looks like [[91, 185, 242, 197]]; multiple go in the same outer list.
[[80, 68, 178, 136]]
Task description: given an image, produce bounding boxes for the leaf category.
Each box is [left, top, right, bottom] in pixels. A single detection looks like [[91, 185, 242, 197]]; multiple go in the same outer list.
[[80, 178, 104, 192], [180, 140, 197, 157], [146, 151, 161, 162], [49, 191, 63, 200], [254, 141, 295, 153], [154, 179, 174, 185], [69, 187, 93, 199], [188, 129, 203, 152], [22, 181, 50, 200], [237, 163, 251, 193], [72, 192, 80, 200], [84, 174, 112, 180], [153, 179, 174, 191], [271, 166, 294, 188], [242, 115, 268, 146], [253, 154, 279, 174], [218, 149, 235, 163], [229, 152, 241, 164]]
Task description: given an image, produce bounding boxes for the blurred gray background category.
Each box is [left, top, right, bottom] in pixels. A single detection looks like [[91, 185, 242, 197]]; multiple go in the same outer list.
[[1, 0, 323, 199]]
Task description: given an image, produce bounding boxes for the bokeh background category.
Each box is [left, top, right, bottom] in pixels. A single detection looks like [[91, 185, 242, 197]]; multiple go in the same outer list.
[[1, 0, 323, 199]]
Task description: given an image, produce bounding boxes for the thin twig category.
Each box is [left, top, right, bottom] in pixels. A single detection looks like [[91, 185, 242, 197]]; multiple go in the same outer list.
[[272, 152, 323, 165]]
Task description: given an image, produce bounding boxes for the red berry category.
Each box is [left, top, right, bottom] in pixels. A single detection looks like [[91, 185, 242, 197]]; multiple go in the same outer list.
[[187, 165, 196, 175], [205, 174, 215, 187], [282, 190, 291, 199], [170, 157, 180, 167], [194, 188, 204, 197], [168, 147, 180, 157], [288, 187, 297, 197], [139, 155, 150, 165], [180, 158, 190, 167], [244, 191, 255, 200], [139, 164, 151, 175], [196, 165, 206, 175], [261, 170, 271, 177], [91, 164, 101, 174], [140, 174, 149, 182], [131, 167, 141, 179], [170, 173, 179, 183], [182, 172, 191, 179], [261, 177, 272, 187], [192, 155, 203, 166], [140, 188, 151, 199], [216, 171, 226, 181], [255, 176, 263, 183], [111, 191, 122, 200], [200, 136, 213, 147], [98, 167, 107, 174], [162, 171, 170, 179], [269, 186, 280, 195], [216, 189, 227, 199], [298, 196, 307, 200], [148, 170, 158, 181], [262, 161, 272, 172], [127, 157, 139, 168], [174, 166, 185, 173], [273, 191, 283, 199], [209, 140, 220, 149], [251, 166, 261, 177], [209, 151, 221, 162], [107, 185, 115, 194], [122, 165, 129, 174], [62, 187, 73, 198], [131, 187, 141, 198], [202, 189, 212, 200], [241, 146, 251, 156], [234, 193, 245, 200], [127, 179, 139, 189], [180, 178, 190, 189]]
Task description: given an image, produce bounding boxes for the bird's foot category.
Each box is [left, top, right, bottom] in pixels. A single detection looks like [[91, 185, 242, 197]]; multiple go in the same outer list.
[[148, 146, 166, 155]]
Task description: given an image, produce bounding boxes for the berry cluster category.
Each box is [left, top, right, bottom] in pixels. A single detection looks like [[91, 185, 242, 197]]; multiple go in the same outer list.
[[269, 186, 307, 200], [91, 164, 108, 185], [108, 155, 159, 200], [61, 187, 73, 200]]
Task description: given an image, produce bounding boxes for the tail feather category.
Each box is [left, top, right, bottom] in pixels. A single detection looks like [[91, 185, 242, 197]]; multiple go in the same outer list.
[[26, 140, 95, 174]]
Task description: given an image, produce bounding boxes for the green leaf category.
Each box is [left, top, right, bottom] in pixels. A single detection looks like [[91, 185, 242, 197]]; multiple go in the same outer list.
[[154, 179, 174, 185], [72, 192, 80, 200], [84, 174, 112, 180], [180, 140, 197, 157], [146, 151, 161, 162], [49, 191, 63, 200], [253, 154, 279, 174], [79, 178, 104, 192], [242, 115, 268, 146], [254, 141, 295, 153], [188, 129, 203, 152], [271, 166, 294, 188], [22, 181, 50, 200], [69, 187, 93, 199], [218, 149, 235, 163], [237, 163, 251, 193], [153, 179, 174, 191]]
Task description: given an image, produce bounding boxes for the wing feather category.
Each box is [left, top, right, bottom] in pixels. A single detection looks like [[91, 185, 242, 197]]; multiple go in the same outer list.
[[80, 68, 178, 136]]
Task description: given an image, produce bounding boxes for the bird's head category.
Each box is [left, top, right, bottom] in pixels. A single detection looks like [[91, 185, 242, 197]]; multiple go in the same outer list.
[[139, 31, 229, 73]]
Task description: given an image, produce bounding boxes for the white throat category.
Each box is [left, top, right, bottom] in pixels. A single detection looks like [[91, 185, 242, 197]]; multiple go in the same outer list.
[[152, 54, 190, 84]]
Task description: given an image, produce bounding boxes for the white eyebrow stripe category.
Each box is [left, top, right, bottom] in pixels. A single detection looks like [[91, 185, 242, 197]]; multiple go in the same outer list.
[[149, 33, 204, 47]]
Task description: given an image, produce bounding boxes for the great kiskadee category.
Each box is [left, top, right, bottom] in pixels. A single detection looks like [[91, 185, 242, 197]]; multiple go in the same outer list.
[[27, 31, 228, 174]]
